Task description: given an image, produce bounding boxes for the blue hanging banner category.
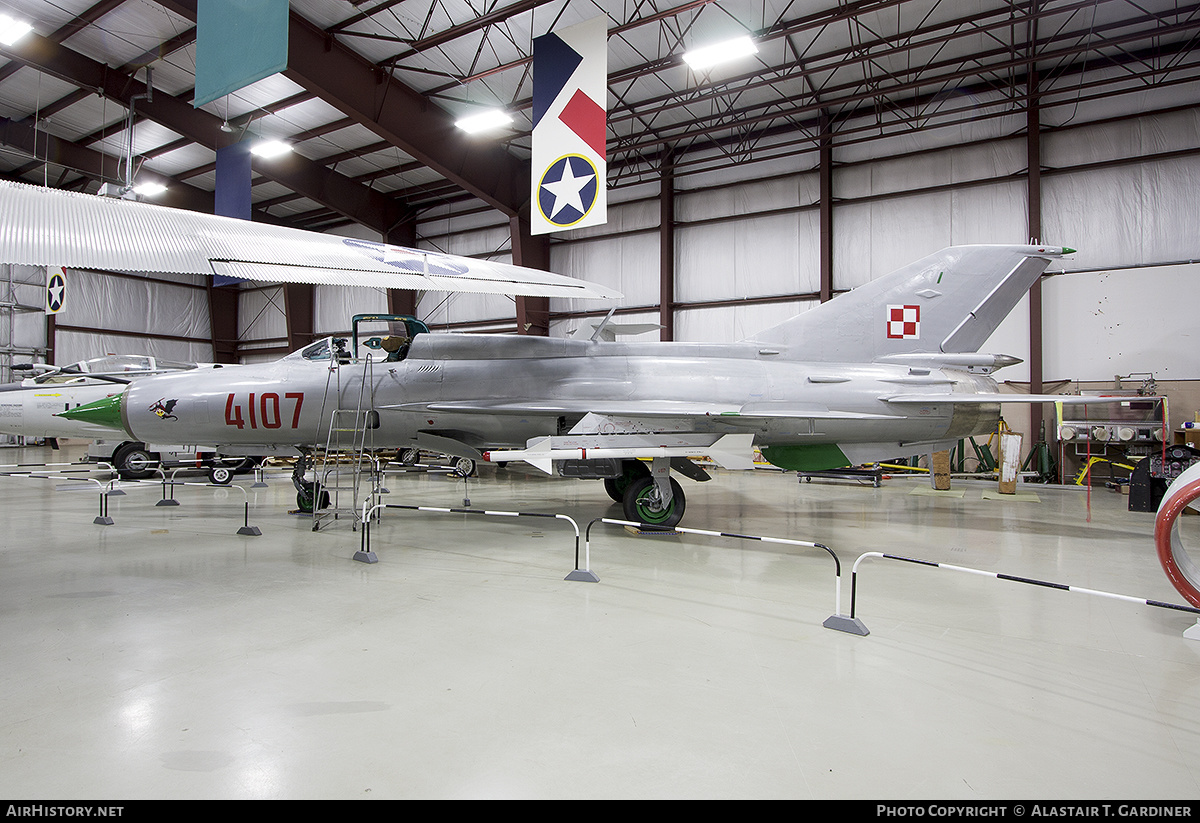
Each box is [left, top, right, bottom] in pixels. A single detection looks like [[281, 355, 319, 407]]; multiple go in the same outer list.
[[194, 0, 289, 109], [212, 141, 252, 286]]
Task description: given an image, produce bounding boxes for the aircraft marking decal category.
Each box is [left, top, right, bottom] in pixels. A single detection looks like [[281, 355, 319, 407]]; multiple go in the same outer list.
[[886, 304, 921, 339], [224, 392, 304, 430]]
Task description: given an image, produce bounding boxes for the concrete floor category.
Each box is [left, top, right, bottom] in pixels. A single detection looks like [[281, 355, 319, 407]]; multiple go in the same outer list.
[[0, 443, 1197, 800]]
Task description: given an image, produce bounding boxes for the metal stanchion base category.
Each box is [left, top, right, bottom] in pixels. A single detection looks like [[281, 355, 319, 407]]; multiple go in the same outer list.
[[565, 569, 600, 582], [237, 526, 262, 536], [1184, 620, 1200, 641], [353, 550, 379, 564], [156, 499, 179, 507], [93, 516, 114, 525], [823, 614, 869, 635]]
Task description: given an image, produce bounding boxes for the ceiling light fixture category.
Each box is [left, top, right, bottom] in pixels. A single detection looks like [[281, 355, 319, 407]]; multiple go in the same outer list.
[[455, 109, 513, 134], [0, 15, 32, 46], [132, 182, 167, 197], [251, 139, 291, 158], [682, 35, 758, 70]]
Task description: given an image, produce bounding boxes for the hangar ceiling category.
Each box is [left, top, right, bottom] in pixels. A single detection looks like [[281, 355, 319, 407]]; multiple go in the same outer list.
[[0, 0, 1194, 238]]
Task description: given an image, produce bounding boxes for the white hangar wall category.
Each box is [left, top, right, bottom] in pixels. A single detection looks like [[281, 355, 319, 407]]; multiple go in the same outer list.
[[42, 267, 211, 369]]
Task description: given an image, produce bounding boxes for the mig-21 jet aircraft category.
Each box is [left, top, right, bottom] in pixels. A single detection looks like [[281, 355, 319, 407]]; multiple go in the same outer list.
[[57, 244, 1096, 527], [0, 179, 1103, 529]]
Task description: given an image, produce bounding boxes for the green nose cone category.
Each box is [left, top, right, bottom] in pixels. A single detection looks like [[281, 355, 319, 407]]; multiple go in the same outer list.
[[56, 391, 125, 431]]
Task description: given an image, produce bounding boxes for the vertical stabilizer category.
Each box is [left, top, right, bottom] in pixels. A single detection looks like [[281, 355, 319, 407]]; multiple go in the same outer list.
[[744, 245, 1070, 362]]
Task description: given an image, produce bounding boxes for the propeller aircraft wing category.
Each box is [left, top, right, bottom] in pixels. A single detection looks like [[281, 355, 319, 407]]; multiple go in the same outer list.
[[0, 180, 620, 299]]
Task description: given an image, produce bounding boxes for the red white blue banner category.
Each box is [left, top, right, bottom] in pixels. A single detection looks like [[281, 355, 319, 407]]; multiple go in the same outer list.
[[531, 17, 607, 235]]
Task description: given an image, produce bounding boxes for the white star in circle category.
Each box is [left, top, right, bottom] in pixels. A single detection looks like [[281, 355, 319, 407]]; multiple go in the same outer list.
[[47, 276, 64, 312], [541, 160, 596, 222]]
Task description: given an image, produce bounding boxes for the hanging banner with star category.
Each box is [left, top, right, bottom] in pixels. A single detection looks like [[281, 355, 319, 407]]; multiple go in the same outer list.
[[45, 266, 65, 314], [531, 16, 607, 236]]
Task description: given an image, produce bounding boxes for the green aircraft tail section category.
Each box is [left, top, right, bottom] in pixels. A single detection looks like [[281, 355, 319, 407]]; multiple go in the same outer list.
[[56, 392, 125, 431], [760, 443, 851, 472]]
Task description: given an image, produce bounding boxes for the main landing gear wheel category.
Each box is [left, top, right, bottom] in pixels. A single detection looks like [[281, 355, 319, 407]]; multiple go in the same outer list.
[[208, 465, 233, 485], [113, 443, 154, 480], [604, 460, 651, 502], [452, 457, 476, 477], [622, 476, 685, 529]]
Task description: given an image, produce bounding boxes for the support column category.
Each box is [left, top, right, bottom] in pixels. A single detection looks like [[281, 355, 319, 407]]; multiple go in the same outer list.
[[510, 212, 550, 337], [207, 284, 238, 363], [45, 311, 55, 365], [283, 283, 315, 351], [1027, 69, 1047, 442], [659, 150, 675, 341], [819, 112, 834, 303]]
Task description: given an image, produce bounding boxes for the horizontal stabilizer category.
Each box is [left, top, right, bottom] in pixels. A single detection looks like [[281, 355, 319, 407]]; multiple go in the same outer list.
[[881, 393, 1152, 405], [874, 353, 1024, 373]]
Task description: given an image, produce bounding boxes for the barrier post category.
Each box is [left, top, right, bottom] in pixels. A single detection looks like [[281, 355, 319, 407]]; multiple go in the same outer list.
[[585, 517, 865, 633]]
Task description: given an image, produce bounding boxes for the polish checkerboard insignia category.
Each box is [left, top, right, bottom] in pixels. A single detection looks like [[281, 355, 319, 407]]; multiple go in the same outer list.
[[887, 304, 920, 339]]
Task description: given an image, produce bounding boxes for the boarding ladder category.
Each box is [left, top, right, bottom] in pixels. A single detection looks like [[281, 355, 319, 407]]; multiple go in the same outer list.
[[311, 346, 381, 532]]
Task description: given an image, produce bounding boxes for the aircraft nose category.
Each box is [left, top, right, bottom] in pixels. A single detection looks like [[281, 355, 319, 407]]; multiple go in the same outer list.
[[55, 391, 125, 431]]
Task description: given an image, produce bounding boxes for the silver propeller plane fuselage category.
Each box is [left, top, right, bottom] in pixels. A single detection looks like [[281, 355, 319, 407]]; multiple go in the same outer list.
[[60, 244, 1089, 527]]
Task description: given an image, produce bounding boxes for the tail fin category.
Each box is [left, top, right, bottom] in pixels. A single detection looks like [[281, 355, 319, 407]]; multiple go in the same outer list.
[[744, 245, 1071, 362]]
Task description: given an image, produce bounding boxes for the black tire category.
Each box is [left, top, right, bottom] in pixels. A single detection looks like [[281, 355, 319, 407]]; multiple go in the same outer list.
[[622, 476, 685, 528], [296, 486, 330, 513], [208, 465, 233, 485], [604, 460, 651, 502], [113, 443, 154, 480], [452, 457, 476, 477], [397, 448, 420, 466]]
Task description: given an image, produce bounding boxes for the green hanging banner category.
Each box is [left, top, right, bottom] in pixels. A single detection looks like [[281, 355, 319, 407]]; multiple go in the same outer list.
[[193, 0, 289, 108]]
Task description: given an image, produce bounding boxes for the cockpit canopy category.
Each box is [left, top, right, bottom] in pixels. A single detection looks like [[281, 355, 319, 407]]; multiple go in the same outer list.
[[27, 354, 195, 385], [292, 314, 430, 364]]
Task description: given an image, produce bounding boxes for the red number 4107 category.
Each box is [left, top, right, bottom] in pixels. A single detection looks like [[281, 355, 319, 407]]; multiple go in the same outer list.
[[224, 392, 304, 429]]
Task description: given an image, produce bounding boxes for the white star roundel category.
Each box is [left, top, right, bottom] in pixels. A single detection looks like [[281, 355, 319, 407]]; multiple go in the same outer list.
[[537, 154, 599, 228], [46, 268, 65, 314]]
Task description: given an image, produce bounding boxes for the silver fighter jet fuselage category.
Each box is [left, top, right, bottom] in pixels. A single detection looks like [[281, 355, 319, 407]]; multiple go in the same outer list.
[[61, 244, 1100, 527]]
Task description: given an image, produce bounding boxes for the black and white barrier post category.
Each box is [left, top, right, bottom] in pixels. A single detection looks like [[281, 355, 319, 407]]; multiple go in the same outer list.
[[0, 461, 118, 521], [1155, 461, 1200, 639], [357, 502, 584, 577], [584, 517, 864, 634], [95, 478, 112, 525], [850, 552, 1200, 634], [0, 460, 261, 534], [103, 477, 262, 535]]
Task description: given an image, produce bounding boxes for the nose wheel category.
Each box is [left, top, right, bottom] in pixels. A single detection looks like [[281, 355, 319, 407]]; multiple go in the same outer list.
[[291, 450, 329, 513]]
